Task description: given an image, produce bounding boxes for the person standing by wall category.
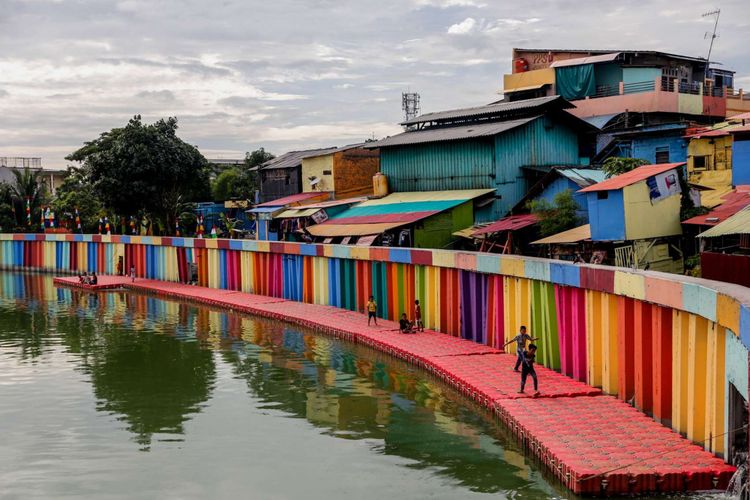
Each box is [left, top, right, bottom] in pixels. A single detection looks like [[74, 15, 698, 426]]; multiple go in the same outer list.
[[366, 296, 378, 326], [503, 326, 537, 372], [518, 344, 540, 396], [414, 299, 424, 332]]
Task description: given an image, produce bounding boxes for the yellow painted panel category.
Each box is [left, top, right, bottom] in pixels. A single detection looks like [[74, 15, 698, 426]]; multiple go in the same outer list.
[[350, 247, 370, 261], [716, 294, 741, 335], [301, 154, 335, 193], [425, 266, 441, 329], [500, 257, 525, 278], [601, 292, 619, 395], [623, 183, 682, 240], [687, 315, 708, 444], [323, 245, 336, 258], [313, 257, 329, 305], [208, 249, 219, 289], [672, 310, 690, 436], [204, 239, 218, 249], [503, 68, 555, 92], [585, 290, 603, 388], [431, 250, 455, 269], [705, 324, 726, 455], [503, 277, 531, 353], [678, 93, 703, 115], [255, 241, 270, 253], [241, 252, 254, 293], [613, 271, 645, 300]]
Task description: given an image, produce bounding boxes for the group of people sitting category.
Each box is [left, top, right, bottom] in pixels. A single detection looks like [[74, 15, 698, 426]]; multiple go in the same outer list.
[[399, 299, 424, 334], [77, 271, 98, 286]]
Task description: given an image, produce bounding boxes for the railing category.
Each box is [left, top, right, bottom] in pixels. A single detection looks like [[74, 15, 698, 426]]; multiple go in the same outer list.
[[623, 80, 655, 95]]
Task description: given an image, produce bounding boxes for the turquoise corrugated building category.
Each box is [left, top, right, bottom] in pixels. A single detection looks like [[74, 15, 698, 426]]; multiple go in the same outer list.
[[366, 96, 595, 221]]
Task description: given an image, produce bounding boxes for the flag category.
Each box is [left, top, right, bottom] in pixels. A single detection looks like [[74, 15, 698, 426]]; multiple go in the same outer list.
[[175, 218, 180, 237], [40, 206, 45, 231], [197, 214, 204, 238], [75, 208, 81, 232], [25, 198, 30, 226], [130, 217, 136, 235], [98, 218, 103, 234], [104, 217, 111, 235]]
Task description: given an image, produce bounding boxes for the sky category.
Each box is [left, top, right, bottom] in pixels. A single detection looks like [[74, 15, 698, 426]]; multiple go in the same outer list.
[[1, 0, 749, 169]]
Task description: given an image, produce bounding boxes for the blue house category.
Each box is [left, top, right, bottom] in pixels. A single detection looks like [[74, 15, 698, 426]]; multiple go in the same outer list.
[[366, 96, 596, 221], [594, 122, 689, 165], [732, 125, 750, 186]]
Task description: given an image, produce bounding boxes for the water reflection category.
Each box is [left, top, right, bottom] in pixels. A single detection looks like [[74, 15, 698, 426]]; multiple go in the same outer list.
[[0, 273, 560, 497]]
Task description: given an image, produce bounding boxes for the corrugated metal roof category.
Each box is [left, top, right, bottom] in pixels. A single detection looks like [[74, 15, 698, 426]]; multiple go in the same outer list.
[[246, 206, 284, 214], [578, 163, 685, 192], [698, 205, 750, 238], [682, 188, 750, 226], [274, 208, 321, 219], [356, 189, 494, 205], [550, 52, 620, 68], [254, 192, 329, 207], [532, 224, 591, 244], [299, 143, 366, 160], [399, 95, 570, 126], [366, 117, 538, 149], [472, 214, 538, 236], [514, 49, 707, 64], [307, 222, 405, 237], [257, 148, 335, 171], [582, 113, 620, 129], [330, 211, 440, 225], [301, 197, 367, 209], [557, 168, 608, 188]]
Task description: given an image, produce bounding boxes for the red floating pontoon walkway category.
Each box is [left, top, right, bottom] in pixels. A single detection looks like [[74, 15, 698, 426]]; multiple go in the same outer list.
[[54, 275, 736, 495]]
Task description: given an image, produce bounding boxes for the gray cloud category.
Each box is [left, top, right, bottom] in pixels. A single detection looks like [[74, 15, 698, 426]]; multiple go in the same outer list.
[[0, 0, 748, 167]]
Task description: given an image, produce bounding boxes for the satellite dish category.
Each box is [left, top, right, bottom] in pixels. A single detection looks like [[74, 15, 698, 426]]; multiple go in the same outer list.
[[309, 177, 320, 186]]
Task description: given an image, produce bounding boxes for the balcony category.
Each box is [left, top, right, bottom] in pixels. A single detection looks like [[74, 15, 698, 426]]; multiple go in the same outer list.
[[565, 77, 750, 120]]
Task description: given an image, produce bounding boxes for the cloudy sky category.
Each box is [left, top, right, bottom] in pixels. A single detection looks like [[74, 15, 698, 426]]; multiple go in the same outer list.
[[1, 0, 748, 169]]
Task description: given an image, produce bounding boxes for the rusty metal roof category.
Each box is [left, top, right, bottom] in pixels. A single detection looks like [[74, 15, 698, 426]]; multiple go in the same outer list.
[[254, 192, 329, 208], [366, 116, 537, 148], [399, 95, 570, 126], [472, 214, 538, 236]]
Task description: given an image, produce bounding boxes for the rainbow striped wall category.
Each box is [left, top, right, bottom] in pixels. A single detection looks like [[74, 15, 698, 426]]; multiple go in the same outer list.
[[2, 232, 750, 459]]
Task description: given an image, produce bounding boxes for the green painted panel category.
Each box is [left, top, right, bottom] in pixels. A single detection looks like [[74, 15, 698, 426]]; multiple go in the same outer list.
[[531, 281, 561, 370], [414, 202, 473, 249]]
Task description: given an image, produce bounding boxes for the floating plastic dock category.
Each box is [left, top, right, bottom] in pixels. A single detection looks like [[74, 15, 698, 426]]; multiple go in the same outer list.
[[54, 275, 737, 495]]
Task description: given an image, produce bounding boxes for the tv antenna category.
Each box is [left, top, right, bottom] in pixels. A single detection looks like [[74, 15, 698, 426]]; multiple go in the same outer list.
[[402, 92, 421, 126], [702, 8, 720, 65]]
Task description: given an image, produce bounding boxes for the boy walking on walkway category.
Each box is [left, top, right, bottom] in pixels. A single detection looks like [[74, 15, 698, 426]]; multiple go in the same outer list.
[[503, 326, 537, 372], [518, 344, 540, 396], [366, 296, 378, 326]]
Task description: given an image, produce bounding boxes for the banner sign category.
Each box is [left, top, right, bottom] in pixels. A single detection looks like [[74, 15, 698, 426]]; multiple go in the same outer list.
[[646, 169, 680, 202]]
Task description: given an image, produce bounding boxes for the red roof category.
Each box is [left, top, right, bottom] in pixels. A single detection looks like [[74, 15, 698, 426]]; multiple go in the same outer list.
[[578, 163, 685, 193], [255, 192, 329, 207], [682, 187, 750, 226], [472, 214, 538, 236]]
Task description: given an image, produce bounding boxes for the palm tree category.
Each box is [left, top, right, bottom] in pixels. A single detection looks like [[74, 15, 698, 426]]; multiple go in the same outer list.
[[10, 167, 48, 227]]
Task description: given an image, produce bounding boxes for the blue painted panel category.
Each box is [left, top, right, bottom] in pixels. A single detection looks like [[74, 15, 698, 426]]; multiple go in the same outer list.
[[586, 190, 626, 241], [632, 135, 687, 164], [732, 139, 750, 186], [476, 254, 500, 274], [594, 63, 622, 88], [682, 283, 717, 321], [550, 262, 581, 287], [299, 244, 318, 256], [740, 305, 750, 349], [389, 248, 411, 264], [623, 67, 661, 86], [524, 260, 550, 281], [228, 240, 244, 251], [537, 177, 590, 221]]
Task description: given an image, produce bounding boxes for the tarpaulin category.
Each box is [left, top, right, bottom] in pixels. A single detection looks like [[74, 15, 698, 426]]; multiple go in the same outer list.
[[555, 64, 595, 100]]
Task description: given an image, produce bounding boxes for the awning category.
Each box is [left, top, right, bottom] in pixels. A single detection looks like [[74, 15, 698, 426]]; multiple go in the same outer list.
[[246, 206, 284, 214], [503, 83, 548, 93], [532, 224, 591, 245], [453, 223, 492, 239], [307, 222, 406, 237], [472, 214, 538, 236], [254, 192, 329, 208], [274, 208, 321, 219]]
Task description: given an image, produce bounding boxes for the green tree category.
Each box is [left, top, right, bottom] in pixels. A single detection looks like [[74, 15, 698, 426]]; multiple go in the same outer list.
[[211, 168, 242, 202], [527, 189, 582, 237], [66, 115, 211, 234], [7, 167, 49, 229], [51, 166, 103, 232], [0, 183, 16, 232], [602, 157, 649, 178], [240, 148, 274, 201]]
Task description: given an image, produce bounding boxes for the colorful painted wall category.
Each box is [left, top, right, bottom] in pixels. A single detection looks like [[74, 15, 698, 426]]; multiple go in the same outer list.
[[1, 233, 749, 461]]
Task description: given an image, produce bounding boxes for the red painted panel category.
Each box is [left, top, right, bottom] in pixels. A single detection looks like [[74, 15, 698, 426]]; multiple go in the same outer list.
[[411, 250, 433, 266], [651, 305, 673, 422], [580, 267, 615, 293], [217, 239, 230, 250], [617, 296, 636, 401], [634, 301, 653, 413]]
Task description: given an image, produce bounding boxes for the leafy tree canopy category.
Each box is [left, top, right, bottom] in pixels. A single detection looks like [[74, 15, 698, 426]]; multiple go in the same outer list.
[[211, 168, 242, 202], [602, 157, 649, 178], [66, 116, 211, 228], [527, 189, 582, 237], [51, 166, 104, 232]]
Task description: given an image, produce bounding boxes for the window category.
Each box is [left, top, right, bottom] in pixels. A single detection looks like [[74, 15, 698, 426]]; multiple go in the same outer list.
[[655, 147, 670, 164], [693, 155, 708, 170], [322, 170, 332, 176], [597, 191, 609, 200]]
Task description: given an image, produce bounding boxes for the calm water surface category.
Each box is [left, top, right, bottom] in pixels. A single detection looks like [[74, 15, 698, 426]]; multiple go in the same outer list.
[[0, 273, 602, 498]]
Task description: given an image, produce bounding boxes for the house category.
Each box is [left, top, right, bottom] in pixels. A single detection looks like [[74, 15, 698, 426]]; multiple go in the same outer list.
[[306, 189, 494, 248], [685, 113, 750, 207], [697, 204, 750, 287], [300, 144, 380, 199], [364, 96, 596, 221], [594, 122, 691, 166], [578, 163, 685, 272], [0, 157, 67, 195], [254, 148, 331, 204], [513, 166, 607, 221], [503, 48, 749, 119], [246, 192, 331, 241]]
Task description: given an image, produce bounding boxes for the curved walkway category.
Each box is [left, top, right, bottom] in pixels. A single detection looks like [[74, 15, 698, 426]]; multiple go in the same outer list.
[[54, 275, 735, 495]]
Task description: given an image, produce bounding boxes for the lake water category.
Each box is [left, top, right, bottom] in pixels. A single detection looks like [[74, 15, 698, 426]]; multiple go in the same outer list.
[[0, 273, 641, 499]]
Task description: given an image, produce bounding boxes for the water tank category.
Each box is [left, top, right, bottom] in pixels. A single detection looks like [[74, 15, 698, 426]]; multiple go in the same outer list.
[[372, 172, 388, 198]]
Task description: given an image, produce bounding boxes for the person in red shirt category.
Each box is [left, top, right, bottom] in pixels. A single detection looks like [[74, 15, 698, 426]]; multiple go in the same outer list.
[[414, 299, 424, 332]]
